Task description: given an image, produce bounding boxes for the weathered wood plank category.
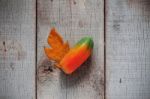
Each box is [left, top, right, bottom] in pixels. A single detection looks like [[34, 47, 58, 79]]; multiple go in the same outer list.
[[106, 0, 150, 99], [0, 0, 36, 99], [37, 0, 104, 99]]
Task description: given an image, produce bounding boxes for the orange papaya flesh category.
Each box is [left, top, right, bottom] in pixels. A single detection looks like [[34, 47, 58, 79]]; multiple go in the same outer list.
[[59, 37, 93, 74]]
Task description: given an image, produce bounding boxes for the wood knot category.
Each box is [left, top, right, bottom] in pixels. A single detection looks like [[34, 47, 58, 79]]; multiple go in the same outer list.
[[44, 66, 53, 72]]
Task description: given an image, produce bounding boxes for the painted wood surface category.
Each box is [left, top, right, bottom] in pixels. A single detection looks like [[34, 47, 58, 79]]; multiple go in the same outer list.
[[0, 0, 36, 99], [37, 0, 104, 99], [106, 0, 150, 99], [1, 0, 150, 99]]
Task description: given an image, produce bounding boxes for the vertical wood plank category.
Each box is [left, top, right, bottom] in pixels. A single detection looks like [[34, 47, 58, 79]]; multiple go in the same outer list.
[[37, 0, 104, 99], [0, 0, 36, 99], [106, 0, 150, 99]]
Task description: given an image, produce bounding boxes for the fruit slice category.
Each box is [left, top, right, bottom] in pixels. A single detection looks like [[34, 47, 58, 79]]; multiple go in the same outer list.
[[59, 37, 94, 74]]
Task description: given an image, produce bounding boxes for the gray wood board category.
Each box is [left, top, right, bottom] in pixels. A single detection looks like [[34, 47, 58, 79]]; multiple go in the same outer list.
[[106, 0, 150, 99], [0, 0, 36, 99], [37, 0, 104, 99]]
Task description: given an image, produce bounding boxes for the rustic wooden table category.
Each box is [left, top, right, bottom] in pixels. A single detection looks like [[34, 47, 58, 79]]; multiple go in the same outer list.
[[0, 0, 150, 99]]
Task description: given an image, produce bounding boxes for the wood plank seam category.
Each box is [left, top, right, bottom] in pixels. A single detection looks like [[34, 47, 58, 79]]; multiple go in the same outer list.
[[104, 0, 106, 99], [36, 0, 38, 99]]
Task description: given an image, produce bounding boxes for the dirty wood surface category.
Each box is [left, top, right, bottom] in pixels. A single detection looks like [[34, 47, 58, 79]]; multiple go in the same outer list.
[[0, 0, 36, 99], [37, 0, 104, 99], [106, 0, 150, 99]]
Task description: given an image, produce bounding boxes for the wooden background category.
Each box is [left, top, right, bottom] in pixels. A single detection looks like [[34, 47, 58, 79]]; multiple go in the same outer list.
[[0, 0, 150, 99]]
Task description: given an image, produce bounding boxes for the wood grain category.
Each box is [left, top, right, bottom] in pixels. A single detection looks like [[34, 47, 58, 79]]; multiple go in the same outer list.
[[37, 0, 104, 99], [0, 0, 36, 99], [106, 0, 150, 99]]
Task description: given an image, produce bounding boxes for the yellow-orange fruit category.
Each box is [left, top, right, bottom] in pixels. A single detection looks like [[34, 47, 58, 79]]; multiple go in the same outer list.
[[59, 37, 94, 74]]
